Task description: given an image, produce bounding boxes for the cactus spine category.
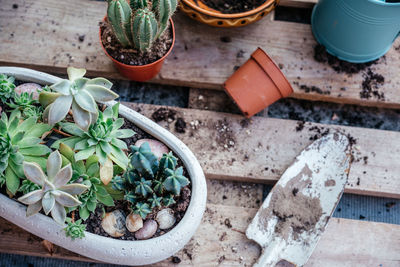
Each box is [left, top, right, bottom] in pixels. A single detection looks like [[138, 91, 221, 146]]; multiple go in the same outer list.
[[131, 8, 158, 52], [106, 0, 177, 52], [152, 0, 177, 38], [107, 0, 133, 47]]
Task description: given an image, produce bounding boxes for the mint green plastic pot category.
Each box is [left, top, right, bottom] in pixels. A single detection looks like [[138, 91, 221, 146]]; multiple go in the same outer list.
[[311, 0, 400, 63]]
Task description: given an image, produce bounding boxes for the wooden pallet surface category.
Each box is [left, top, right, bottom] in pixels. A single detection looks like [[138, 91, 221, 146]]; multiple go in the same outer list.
[[122, 102, 400, 199], [1, 0, 400, 109], [1, 178, 399, 267]]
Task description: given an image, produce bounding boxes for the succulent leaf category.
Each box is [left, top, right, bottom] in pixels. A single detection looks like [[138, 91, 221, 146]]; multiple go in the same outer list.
[[134, 202, 151, 219], [64, 218, 86, 240], [163, 167, 189, 195], [23, 161, 46, 186]]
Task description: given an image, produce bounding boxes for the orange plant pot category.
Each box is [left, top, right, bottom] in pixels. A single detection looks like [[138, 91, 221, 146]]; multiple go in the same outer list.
[[223, 48, 293, 118], [99, 18, 175, 82]]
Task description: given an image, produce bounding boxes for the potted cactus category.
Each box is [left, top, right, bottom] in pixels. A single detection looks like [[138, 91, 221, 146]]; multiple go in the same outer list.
[[100, 0, 177, 82], [0, 67, 207, 265]]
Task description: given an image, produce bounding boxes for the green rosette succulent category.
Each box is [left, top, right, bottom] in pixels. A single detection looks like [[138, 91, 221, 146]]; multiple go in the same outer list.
[[112, 142, 189, 219], [18, 150, 88, 225], [60, 143, 114, 220], [64, 218, 86, 240], [39, 67, 119, 131], [0, 74, 16, 102], [52, 103, 134, 171], [7, 92, 43, 119], [0, 111, 52, 194]]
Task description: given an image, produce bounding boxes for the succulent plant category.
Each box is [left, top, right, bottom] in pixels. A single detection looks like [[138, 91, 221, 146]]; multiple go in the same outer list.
[[52, 103, 134, 173], [18, 180, 41, 195], [0, 111, 52, 194], [7, 92, 43, 119], [64, 218, 86, 240], [60, 143, 114, 220], [39, 67, 118, 131], [112, 142, 189, 219], [18, 150, 88, 225], [107, 0, 177, 52], [0, 74, 16, 102]]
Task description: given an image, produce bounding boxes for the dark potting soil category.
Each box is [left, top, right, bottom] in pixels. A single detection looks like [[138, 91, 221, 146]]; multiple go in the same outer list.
[[360, 69, 385, 100], [100, 20, 173, 66], [200, 0, 267, 14], [313, 44, 379, 74]]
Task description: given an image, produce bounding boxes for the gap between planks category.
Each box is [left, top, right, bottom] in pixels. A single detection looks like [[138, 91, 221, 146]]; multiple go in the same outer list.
[[123, 102, 400, 199], [1, 0, 400, 110]]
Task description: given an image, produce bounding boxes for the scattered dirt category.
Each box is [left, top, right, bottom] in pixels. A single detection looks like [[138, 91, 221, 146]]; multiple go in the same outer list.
[[260, 164, 323, 241], [314, 44, 379, 74], [152, 107, 177, 122], [360, 69, 385, 100], [298, 84, 331, 95], [215, 119, 236, 149], [175, 117, 187, 133], [100, 20, 173, 66], [171, 256, 181, 264], [386, 202, 396, 209], [295, 121, 305, 132], [201, 0, 266, 14]]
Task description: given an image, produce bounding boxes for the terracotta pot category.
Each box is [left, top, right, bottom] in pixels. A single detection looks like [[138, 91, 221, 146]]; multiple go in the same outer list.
[[180, 0, 278, 27], [99, 18, 175, 82], [223, 48, 293, 118]]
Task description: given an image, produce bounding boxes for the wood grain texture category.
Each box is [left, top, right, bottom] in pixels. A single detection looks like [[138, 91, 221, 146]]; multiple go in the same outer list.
[[1, 206, 399, 266], [1, 0, 400, 109], [123, 102, 400, 199]]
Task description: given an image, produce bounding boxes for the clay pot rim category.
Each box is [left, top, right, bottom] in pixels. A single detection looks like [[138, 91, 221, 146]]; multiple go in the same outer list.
[[99, 16, 176, 69], [250, 47, 293, 98], [181, 0, 276, 19]]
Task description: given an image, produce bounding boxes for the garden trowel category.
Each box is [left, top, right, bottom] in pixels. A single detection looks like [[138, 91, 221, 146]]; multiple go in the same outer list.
[[246, 133, 352, 267]]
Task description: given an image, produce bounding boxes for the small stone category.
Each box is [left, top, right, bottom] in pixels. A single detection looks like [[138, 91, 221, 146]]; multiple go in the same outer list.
[[14, 83, 41, 100], [126, 213, 143, 233], [156, 208, 176, 230], [135, 219, 158, 240], [101, 210, 126, 237], [135, 139, 169, 159]]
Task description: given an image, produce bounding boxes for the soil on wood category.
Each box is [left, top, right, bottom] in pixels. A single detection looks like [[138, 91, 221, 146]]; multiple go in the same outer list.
[[152, 107, 177, 122], [360, 69, 385, 100], [215, 119, 236, 149], [313, 44, 380, 74], [259, 164, 323, 241], [100, 20, 173, 66], [200, 0, 266, 14]]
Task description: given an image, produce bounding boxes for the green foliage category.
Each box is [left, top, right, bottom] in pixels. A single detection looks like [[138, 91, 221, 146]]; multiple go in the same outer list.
[[39, 67, 118, 131], [107, 0, 177, 51], [18, 180, 41, 195], [0, 174, 5, 188], [64, 218, 86, 240], [52, 103, 134, 170], [112, 142, 189, 219], [0, 111, 52, 195], [60, 143, 114, 220], [7, 92, 43, 119], [0, 74, 16, 102], [18, 150, 88, 225]]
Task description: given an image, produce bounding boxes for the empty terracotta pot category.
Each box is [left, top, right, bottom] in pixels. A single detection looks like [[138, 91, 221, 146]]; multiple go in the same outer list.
[[99, 18, 175, 82], [223, 48, 293, 118]]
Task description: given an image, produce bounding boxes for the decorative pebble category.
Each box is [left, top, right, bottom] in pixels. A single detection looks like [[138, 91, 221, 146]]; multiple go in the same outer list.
[[135, 139, 169, 159], [156, 208, 176, 230], [14, 83, 41, 100], [134, 219, 158, 240], [126, 213, 143, 233], [101, 210, 126, 237]]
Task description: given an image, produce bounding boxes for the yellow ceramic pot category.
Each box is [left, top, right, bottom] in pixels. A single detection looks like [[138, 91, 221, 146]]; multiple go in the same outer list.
[[180, 0, 279, 27]]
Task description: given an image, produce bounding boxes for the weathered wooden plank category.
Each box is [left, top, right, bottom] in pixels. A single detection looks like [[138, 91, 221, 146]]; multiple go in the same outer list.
[[1, 0, 400, 109], [124, 102, 400, 199], [1, 205, 399, 266]]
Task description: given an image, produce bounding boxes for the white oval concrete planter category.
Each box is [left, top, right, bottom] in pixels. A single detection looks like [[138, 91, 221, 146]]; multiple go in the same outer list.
[[0, 67, 207, 265]]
